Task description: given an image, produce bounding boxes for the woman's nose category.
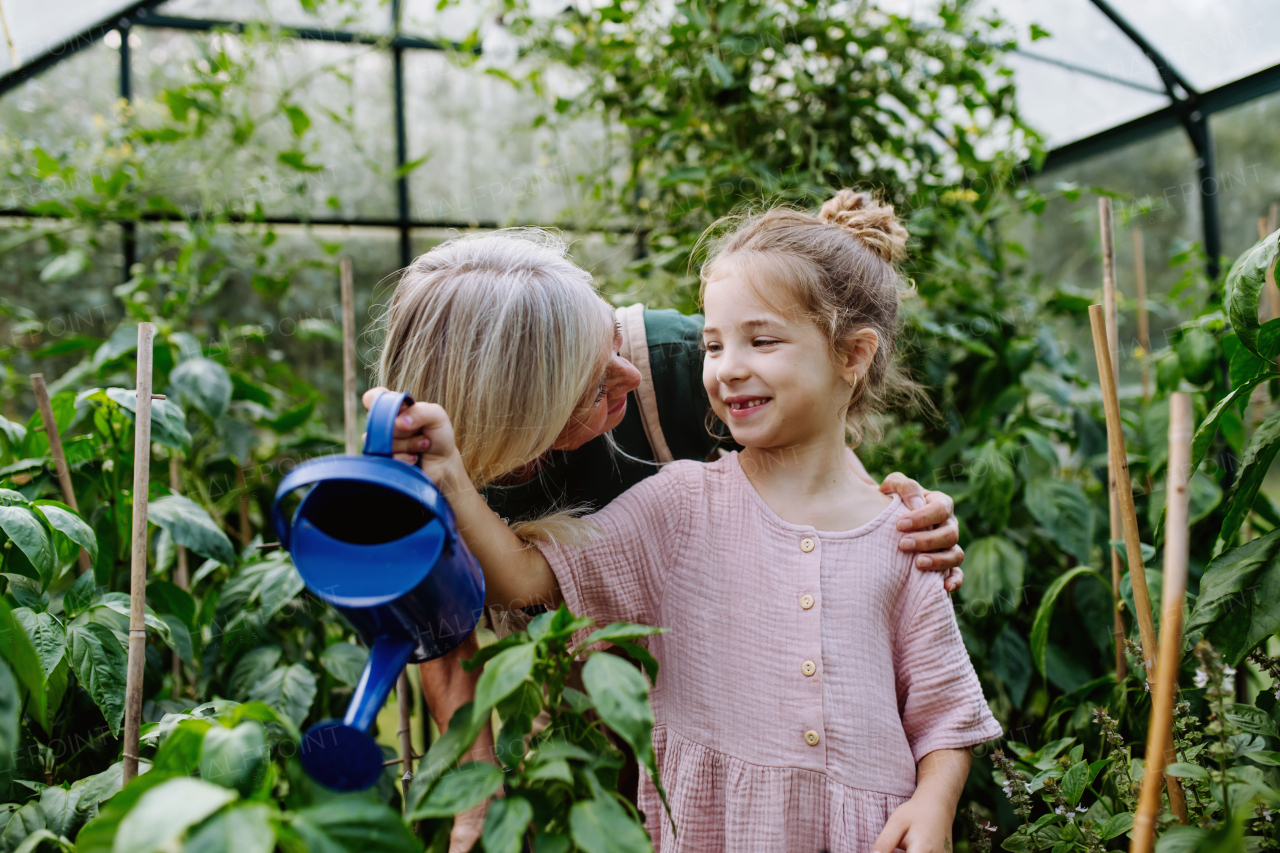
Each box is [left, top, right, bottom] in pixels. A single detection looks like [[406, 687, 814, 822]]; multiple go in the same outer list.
[[610, 354, 642, 393]]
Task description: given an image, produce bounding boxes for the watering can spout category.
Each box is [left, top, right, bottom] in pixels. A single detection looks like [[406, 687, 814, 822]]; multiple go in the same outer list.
[[275, 390, 485, 792], [300, 636, 415, 792]]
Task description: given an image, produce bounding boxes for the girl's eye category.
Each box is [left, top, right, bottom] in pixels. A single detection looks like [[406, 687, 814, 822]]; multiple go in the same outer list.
[[753, 338, 780, 348], [704, 341, 721, 353]]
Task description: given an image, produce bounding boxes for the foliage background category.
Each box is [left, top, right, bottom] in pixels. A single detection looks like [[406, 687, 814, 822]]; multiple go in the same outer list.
[[1, 0, 1280, 850]]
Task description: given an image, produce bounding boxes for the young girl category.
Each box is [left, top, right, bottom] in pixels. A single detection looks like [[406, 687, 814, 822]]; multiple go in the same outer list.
[[411, 191, 1001, 852]]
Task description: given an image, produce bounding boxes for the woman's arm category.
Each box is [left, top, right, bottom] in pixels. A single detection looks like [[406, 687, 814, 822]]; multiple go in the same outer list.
[[872, 748, 972, 853], [382, 394, 563, 610]]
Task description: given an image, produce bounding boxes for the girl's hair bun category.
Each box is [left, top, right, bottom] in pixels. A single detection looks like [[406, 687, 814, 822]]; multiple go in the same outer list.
[[817, 189, 908, 264]]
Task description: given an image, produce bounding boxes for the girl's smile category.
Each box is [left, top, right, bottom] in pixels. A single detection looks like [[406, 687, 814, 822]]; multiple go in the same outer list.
[[725, 395, 773, 417]]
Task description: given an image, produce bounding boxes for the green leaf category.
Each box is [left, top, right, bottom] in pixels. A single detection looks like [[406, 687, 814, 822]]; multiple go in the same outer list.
[[282, 105, 311, 137], [147, 495, 236, 566], [403, 702, 488, 814], [1100, 812, 1134, 840], [278, 150, 323, 172], [2, 803, 47, 851], [582, 652, 668, 818], [1024, 478, 1094, 565], [74, 765, 170, 853], [573, 622, 665, 655], [112, 777, 237, 853], [91, 325, 139, 370], [38, 784, 85, 839], [0, 505, 55, 583], [1061, 759, 1088, 806], [200, 721, 269, 798], [1185, 526, 1280, 664], [990, 625, 1032, 706], [958, 536, 1024, 613], [408, 762, 504, 819], [1190, 374, 1280, 474], [970, 442, 1015, 531], [12, 608, 65, 676], [1217, 408, 1280, 550], [266, 399, 314, 433], [0, 659, 18, 776], [67, 622, 128, 736], [169, 358, 232, 420], [569, 794, 651, 853], [319, 642, 367, 688], [703, 52, 734, 87], [1164, 762, 1208, 779], [482, 795, 533, 853], [1223, 704, 1279, 738], [63, 572, 101, 618], [152, 719, 211, 775], [247, 664, 316, 726], [183, 803, 276, 853], [229, 646, 282, 701], [146, 580, 196, 632], [40, 249, 89, 283], [1030, 568, 1112, 675], [105, 389, 192, 453], [33, 503, 98, 567], [1224, 229, 1279, 358], [613, 641, 660, 684], [0, 599, 48, 733], [473, 643, 536, 723], [291, 799, 418, 853]]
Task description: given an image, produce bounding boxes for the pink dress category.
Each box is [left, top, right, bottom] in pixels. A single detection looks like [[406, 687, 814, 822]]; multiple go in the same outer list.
[[537, 453, 1002, 852]]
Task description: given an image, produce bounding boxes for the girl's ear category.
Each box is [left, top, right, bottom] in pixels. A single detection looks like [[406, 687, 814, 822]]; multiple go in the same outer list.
[[840, 328, 880, 385]]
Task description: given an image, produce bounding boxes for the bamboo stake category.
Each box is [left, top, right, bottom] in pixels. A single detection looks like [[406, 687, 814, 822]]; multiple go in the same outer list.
[[1262, 212, 1280, 334], [341, 258, 358, 457], [1100, 200, 1129, 680], [30, 374, 92, 575], [170, 456, 188, 696], [122, 323, 156, 785], [1090, 305, 1158, 680], [396, 671, 415, 794], [1133, 228, 1151, 404], [1131, 394, 1193, 852]]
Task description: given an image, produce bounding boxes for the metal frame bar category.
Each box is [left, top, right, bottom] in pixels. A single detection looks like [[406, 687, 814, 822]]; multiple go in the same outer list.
[[1086, 0, 1221, 276]]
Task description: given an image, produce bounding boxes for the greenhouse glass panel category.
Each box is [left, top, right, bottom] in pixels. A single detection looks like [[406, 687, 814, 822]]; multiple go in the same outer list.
[[0, 0, 132, 75], [403, 49, 614, 227], [0, 41, 119, 192], [1000, 53, 1168, 147], [1018, 125, 1201, 386], [131, 28, 398, 220], [981, 0, 1163, 91], [1105, 0, 1280, 92], [1208, 90, 1280, 261]]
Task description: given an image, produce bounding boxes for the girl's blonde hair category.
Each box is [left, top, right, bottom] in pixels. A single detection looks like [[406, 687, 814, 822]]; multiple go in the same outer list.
[[377, 229, 610, 489], [699, 189, 918, 444]]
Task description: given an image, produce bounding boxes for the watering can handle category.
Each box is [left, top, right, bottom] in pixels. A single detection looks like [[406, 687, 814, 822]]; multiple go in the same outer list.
[[363, 391, 413, 458]]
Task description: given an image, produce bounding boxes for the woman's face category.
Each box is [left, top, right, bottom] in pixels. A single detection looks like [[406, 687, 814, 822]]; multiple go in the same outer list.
[[551, 301, 642, 451]]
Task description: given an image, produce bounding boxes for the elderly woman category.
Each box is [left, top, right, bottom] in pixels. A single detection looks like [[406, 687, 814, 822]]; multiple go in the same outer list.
[[362, 229, 963, 847]]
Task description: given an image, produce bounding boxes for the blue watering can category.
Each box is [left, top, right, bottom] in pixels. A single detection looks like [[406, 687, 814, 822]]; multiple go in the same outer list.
[[272, 390, 485, 791]]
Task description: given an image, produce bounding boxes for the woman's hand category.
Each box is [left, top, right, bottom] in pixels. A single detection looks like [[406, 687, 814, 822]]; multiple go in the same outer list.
[[877, 473, 964, 593], [361, 388, 465, 490]]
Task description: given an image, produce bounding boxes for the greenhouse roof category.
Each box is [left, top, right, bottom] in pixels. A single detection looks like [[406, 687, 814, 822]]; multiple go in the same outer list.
[[2, 0, 1278, 276], [4, 0, 1279, 159]]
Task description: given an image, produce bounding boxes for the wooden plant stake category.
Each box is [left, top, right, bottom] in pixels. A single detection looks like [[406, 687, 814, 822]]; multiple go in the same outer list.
[[1133, 227, 1151, 404], [1099, 199, 1129, 679], [397, 671, 415, 794], [1131, 393, 1193, 852], [30, 373, 92, 575], [170, 455, 188, 696], [1089, 305, 1158, 680], [122, 323, 157, 785], [341, 258, 358, 457]]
